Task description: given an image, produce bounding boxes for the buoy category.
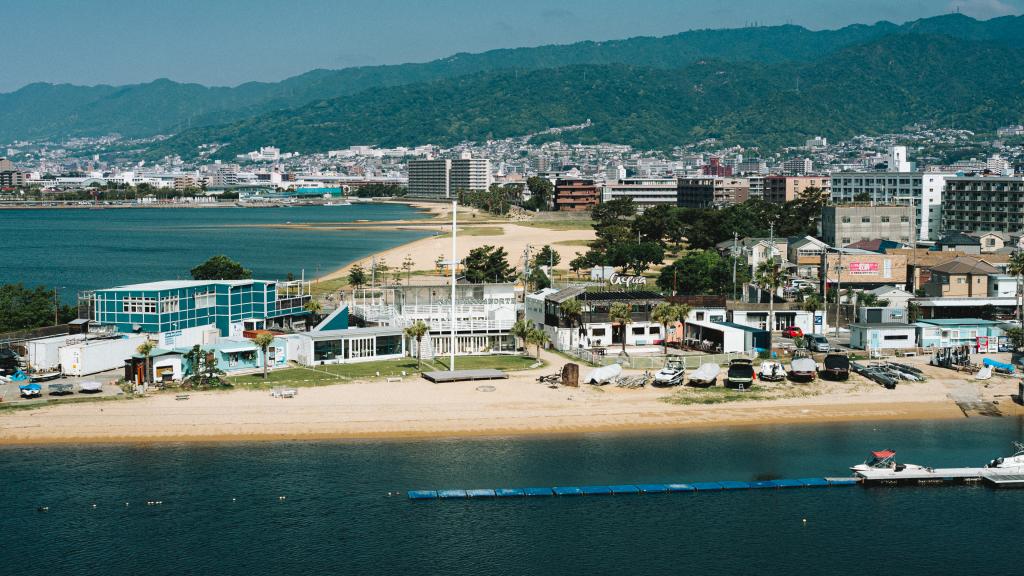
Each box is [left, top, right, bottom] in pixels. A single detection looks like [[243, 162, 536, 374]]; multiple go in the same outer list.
[[802, 518, 807, 524], [37, 506, 48, 512], [232, 497, 236, 502], [92, 504, 97, 508]]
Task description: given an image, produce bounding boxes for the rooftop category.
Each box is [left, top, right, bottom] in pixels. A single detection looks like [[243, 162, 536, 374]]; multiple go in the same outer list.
[[930, 256, 999, 275], [104, 279, 261, 291], [915, 318, 1002, 326]]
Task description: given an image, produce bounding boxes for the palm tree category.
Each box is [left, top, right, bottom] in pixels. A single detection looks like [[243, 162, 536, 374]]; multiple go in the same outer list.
[[1008, 251, 1024, 324], [251, 332, 276, 379], [526, 327, 549, 360], [136, 339, 155, 385], [559, 298, 583, 350], [755, 260, 785, 349], [403, 320, 430, 369], [802, 293, 822, 334], [305, 299, 323, 323], [673, 303, 692, 349], [511, 318, 532, 354], [651, 302, 677, 355], [609, 302, 633, 356]]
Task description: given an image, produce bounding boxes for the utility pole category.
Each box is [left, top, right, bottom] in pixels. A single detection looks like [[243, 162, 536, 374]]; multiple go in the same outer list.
[[54, 286, 60, 326], [834, 248, 843, 338], [732, 232, 739, 301]]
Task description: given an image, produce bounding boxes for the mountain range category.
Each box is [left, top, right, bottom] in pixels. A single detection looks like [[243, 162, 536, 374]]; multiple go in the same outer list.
[[3, 13, 1024, 156]]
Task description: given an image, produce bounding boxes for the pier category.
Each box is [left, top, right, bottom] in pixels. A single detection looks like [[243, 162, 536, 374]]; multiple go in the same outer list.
[[855, 467, 1024, 487]]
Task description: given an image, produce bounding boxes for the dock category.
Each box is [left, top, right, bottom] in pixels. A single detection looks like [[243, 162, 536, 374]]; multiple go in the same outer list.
[[408, 477, 859, 500], [421, 369, 508, 383], [856, 466, 1024, 487]]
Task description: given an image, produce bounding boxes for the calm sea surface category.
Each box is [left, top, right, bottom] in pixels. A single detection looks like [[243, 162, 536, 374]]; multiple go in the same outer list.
[[0, 204, 433, 301], [2, 417, 1023, 575]]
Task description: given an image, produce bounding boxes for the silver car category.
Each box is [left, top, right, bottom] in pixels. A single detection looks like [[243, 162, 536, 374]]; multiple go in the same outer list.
[[807, 334, 831, 353]]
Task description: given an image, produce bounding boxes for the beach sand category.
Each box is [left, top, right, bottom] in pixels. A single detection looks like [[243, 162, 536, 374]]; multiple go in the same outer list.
[[2, 355, 1017, 446]]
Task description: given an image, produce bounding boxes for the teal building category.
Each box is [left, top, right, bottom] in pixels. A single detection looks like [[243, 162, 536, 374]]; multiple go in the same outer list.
[[84, 279, 315, 338]]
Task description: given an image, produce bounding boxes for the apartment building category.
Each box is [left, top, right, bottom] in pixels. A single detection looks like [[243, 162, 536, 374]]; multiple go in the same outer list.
[[782, 158, 813, 175], [676, 177, 749, 208], [830, 172, 949, 241], [821, 205, 915, 247], [450, 155, 492, 192], [554, 178, 600, 211], [407, 158, 451, 199], [600, 177, 677, 211], [922, 256, 999, 298], [763, 175, 830, 204], [941, 176, 1024, 234]]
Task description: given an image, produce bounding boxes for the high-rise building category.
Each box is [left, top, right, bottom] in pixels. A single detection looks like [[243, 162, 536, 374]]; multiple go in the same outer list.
[[888, 146, 912, 172], [701, 157, 732, 177], [941, 176, 1024, 234], [450, 153, 492, 193], [600, 178, 677, 211], [676, 177, 749, 208], [407, 158, 451, 199], [830, 172, 951, 241], [763, 175, 830, 204], [782, 158, 813, 175]]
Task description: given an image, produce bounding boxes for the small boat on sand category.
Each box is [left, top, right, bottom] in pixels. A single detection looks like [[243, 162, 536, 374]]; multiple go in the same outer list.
[[757, 360, 785, 382], [688, 363, 719, 388], [653, 358, 685, 387], [19, 383, 42, 398], [30, 371, 63, 383], [820, 354, 850, 381], [78, 381, 103, 393], [788, 356, 817, 382]]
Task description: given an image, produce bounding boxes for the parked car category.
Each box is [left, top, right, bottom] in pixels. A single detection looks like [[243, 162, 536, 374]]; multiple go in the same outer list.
[[725, 358, 755, 389], [782, 326, 804, 338], [806, 334, 831, 353]]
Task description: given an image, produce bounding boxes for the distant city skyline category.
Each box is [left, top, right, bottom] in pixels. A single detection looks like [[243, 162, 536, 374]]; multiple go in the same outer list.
[[1, 0, 1022, 92]]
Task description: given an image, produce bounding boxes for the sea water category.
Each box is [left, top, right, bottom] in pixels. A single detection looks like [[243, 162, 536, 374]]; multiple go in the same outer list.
[[0, 204, 432, 301], [2, 417, 1023, 575]]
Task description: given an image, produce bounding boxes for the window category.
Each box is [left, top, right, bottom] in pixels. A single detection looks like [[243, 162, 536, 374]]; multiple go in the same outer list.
[[195, 292, 217, 309], [881, 216, 890, 223], [957, 277, 966, 284], [841, 216, 851, 223], [591, 328, 606, 337], [632, 327, 645, 335], [313, 340, 342, 361], [900, 216, 910, 223], [861, 216, 871, 223], [696, 312, 705, 321], [375, 335, 402, 356], [160, 296, 179, 313], [122, 296, 156, 314], [883, 334, 909, 341], [842, 237, 851, 244], [649, 326, 661, 335]]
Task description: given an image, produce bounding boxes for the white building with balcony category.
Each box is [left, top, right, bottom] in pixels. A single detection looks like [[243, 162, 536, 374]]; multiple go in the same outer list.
[[347, 283, 517, 358]]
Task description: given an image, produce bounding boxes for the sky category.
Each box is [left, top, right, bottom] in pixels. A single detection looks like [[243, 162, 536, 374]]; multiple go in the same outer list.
[[1, 0, 1022, 92]]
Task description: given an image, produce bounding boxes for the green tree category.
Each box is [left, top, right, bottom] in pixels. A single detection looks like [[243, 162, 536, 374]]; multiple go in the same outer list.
[[463, 245, 516, 283], [375, 257, 390, 285], [755, 259, 786, 348], [401, 254, 415, 285], [511, 319, 532, 354], [673, 303, 692, 348], [526, 327, 549, 360], [651, 302, 678, 355], [305, 299, 323, 323], [525, 176, 553, 211], [0, 283, 74, 333], [1008, 251, 1024, 324], [609, 302, 633, 356], [607, 241, 664, 275], [403, 320, 430, 368], [532, 245, 561, 269], [136, 339, 155, 385], [569, 252, 590, 278], [348, 263, 367, 289], [191, 255, 252, 280], [183, 345, 227, 389], [251, 332, 276, 379], [528, 267, 551, 290], [559, 298, 583, 350], [656, 250, 740, 295]]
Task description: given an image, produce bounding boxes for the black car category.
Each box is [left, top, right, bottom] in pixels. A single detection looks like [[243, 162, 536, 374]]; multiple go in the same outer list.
[[820, 354, 850, 381]]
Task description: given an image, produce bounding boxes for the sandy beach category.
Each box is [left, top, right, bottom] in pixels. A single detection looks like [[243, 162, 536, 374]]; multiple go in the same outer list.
[[2, 354, 1019, 446]]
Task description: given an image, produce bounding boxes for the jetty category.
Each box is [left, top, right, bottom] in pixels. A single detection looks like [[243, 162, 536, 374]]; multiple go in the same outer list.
[[855, 467, 1024, 487]]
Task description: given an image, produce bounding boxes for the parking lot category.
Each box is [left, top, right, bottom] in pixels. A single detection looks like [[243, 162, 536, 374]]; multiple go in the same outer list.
[[0, 369, 124, 405]]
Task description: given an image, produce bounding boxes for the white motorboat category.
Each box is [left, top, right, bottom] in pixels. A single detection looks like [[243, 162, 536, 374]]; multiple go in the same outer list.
[[850, 449, 930, 474], [757, 360, 785, 382], [688, 363, 720, 388], [788, 356, 818, 383], [653, 358, 685, 387], [78, 380, 103, 393], [987, 442, 1024, 470]]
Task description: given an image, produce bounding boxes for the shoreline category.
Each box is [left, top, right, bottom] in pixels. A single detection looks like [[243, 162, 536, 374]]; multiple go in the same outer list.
[[0, 403, 968, 448]]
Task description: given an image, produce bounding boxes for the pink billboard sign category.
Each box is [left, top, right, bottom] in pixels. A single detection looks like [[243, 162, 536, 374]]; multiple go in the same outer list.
[[847, 261, 879, 275]]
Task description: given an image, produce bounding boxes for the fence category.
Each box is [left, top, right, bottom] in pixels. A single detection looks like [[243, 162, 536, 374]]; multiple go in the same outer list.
[[563, 348, 750, 370]]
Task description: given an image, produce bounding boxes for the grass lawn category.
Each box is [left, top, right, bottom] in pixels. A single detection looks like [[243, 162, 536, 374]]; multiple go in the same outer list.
[[432, 354, 542, 371], [226, 354, 542, 389], [553, 239, 593, 247], [517, 220, 595, 231], [310, 277, 348, 296]]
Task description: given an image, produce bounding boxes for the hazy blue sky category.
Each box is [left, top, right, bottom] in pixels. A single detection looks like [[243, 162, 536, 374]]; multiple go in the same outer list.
[[1, 0, 1021, 92]]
